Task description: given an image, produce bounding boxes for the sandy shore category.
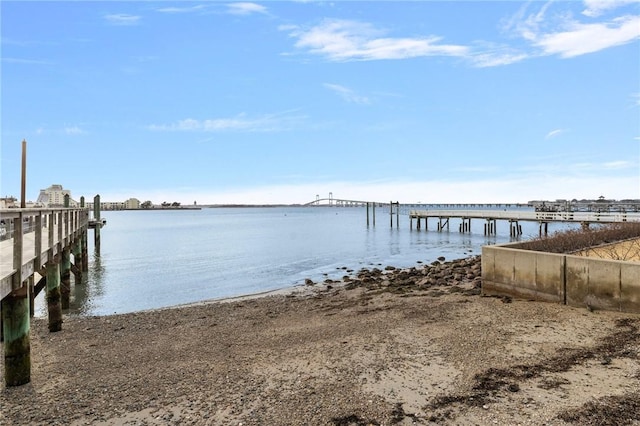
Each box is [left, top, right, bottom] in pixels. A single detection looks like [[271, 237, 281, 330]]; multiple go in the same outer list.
[[1, 256, 639, 425]]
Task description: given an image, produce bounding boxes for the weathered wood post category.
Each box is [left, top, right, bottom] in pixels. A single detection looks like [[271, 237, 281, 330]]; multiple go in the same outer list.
[[46, 255, 63, 332], [396, 202, 399, 228], [2, 287, 31, 386], [72, 237, 82, 282], [60, 247, 71, 309], [80, 197, 89, 271], [3, 211, 31, 386], [366, 202, 370, 227], [28, 276, 35, 317], [373, 203, 376, 227], [94, 194, 101, 252], [390, 201, 393, 228]]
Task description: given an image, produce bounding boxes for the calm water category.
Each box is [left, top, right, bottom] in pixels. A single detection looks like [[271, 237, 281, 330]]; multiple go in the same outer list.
[[33, 206, 569, 317]]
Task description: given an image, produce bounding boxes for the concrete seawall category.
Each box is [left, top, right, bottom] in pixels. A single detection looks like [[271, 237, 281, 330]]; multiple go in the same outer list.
[[482, 242, 640, 314]]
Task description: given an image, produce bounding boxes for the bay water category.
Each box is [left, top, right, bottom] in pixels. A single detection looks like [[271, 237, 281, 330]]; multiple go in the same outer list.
[[33, 206, 568, 317]]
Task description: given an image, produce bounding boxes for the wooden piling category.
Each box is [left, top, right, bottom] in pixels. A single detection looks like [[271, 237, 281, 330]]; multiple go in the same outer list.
[[60, 247, 71, 309], [94, 194, 101, 252], [46, 257, 63, 332], [72, 237, 82, 281], [366, 203, 370, 227], [2, 286, 31, 386], [390, 201, 393, 228]]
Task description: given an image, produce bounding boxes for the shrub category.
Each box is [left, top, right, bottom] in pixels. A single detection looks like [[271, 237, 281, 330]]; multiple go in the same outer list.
[[516, 223, 640, 257]]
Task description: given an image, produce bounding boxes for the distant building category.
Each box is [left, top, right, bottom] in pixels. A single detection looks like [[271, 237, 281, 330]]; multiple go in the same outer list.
[[0, 197, 17, 208], [125, 198, 140, 209], [36, 184, 78, 207]]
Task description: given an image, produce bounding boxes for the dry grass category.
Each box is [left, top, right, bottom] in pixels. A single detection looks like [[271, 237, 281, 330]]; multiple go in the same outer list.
[[517, 223, 640, 261], [573, 238, 640, 262]]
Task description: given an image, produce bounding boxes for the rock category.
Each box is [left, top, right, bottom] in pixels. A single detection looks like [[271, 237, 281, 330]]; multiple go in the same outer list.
[[305, 279, 314, 286]]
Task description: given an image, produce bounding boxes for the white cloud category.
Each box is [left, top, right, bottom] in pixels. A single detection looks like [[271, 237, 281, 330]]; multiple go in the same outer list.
[[323, 83, 370, 104], [156, 5, 207, 14], [582, 0, 640, 17], [534, 15, 640, 57], [64, 126, 85, 135], [507, 2, 640, 58], [284, 19, 469, 62], [226, 2, 268, 15], [148, 112, 303, 133], [104, 14, 141, 26], [545, 128, 566, 139], [2, 57, 52, 65], [469, 50, 529, 67], [603, 160, 634, 169]]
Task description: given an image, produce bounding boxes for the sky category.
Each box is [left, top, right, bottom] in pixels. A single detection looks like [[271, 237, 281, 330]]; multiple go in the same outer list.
[[1, 0, 639, 205]]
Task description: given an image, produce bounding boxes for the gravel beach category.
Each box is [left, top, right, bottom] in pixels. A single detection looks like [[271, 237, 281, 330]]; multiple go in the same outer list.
[[1, 256, 639, 425]]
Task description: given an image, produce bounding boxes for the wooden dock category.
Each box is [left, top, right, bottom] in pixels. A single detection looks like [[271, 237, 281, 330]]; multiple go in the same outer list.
[[0, 197, 104, 386], [409, 209, 640, 236]]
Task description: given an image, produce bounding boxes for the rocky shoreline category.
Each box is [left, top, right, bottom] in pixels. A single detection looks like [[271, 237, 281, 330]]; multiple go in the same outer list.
[[1, 255, 639, 425]]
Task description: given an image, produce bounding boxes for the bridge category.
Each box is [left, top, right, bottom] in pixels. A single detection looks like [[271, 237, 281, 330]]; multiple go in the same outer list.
[[304, 195, 528, 210]]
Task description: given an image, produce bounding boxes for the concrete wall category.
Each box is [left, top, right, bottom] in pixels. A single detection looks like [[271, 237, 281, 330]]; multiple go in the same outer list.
[[482, 243, 640, 314]]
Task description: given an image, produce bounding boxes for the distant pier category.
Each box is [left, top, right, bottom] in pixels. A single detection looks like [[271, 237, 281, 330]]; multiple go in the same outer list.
[[409, 209, 640, 236]]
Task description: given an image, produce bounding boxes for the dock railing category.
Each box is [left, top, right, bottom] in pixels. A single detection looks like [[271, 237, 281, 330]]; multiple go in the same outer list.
[[0, 208, 90, 301]]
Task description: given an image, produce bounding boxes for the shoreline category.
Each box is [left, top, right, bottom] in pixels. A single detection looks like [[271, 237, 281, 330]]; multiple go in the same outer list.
[[2, 256, 639, 425]]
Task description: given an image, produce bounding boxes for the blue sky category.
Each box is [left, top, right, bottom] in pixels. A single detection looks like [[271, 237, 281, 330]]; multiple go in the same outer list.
[[2, 0, 639, 205]]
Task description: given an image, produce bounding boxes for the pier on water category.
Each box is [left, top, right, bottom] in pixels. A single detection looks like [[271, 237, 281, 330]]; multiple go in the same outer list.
[[408, 209, 640, 236], [305, 196, 640, 235], [0, 195, 105, 387]]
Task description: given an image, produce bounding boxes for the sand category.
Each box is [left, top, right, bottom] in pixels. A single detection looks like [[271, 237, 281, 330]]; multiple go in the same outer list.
[[1, 256, 639, 425]]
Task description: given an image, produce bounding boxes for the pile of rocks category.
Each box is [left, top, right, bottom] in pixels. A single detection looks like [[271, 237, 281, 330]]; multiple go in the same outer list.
[[309, 255, 483, 294]]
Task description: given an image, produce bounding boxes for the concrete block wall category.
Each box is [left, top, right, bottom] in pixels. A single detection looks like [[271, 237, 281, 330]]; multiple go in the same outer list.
[[482, 243, 640, 314]]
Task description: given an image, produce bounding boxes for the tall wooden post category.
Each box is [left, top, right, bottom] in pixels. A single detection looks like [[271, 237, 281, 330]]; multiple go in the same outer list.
[[366, 203, 370, 227], [396, 202, 399, 228], [390, 201, 393, 228], [20, 140, 26, 208], [94, 194, 101, 252], [46, 256, 63, 332], [60, 247, 71, 309]]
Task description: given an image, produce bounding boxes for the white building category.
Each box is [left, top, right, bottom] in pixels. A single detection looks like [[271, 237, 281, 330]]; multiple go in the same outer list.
[[124, 198, 140, 209], [36, 184, 78, 207]]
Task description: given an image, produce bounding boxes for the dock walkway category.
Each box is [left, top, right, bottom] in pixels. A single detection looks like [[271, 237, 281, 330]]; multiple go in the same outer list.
[[1, 205, 104, 387], [409, 209, 640, 236]]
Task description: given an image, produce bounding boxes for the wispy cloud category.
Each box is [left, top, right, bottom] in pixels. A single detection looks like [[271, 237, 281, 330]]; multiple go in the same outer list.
[[156, 4, 208, 14], [104, 14, 141, 26], [64, 126, 85, 135], [545, 128, 567, 139], [508, 2, 640, 58], [2, 57, 53, 65], [603, 160, 634, 169], [582, 0, 639, 17], [534, 16, 640, 58], [148, 112, 303, 133], [323, 83, 371, 104], [226, 2, 268, 16], [283, 19, 469, 62]]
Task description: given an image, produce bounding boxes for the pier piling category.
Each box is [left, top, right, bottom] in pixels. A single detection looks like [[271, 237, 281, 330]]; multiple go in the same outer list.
[[46, 256, 63, 332], [2, 286, 31, 386], [60, 247, 71, 309]]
